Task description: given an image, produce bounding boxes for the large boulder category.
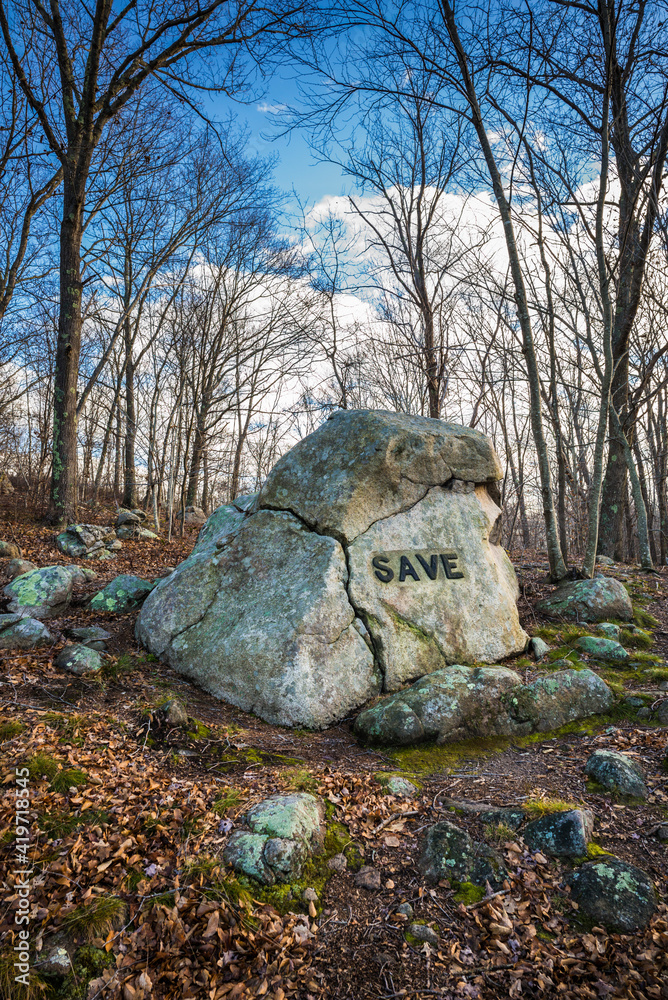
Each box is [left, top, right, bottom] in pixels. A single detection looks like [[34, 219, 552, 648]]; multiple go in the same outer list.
[[137, 412, 528, 728], [354, 666, 614, 745], [3, 565, 96, 619], [138, 510, 378, 729], [536, 577, 633, 622]]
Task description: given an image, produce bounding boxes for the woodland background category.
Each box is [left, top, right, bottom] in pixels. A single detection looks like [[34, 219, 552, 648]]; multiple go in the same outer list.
[[0, 0, 667, 579]]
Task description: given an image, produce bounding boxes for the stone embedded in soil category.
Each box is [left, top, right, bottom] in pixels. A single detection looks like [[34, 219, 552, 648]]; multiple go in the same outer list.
[[377, 774, 419, 798], [529, 637, 550, 660], [63, 626, 112, 651], [417, 820, 505, 888], [354, 866, 382, 890], [569, 857, 657, 933], [0, 540, 21, 558], [408, 923, 439, 946], [573, 636, 630, 664], [223, 793, 325, 885], [4, 564, 95, 619], [656, 700, 668, 725], [523, 809, 594, 857], [595, 555, 615, 566], [597, 622, 621, 639], [137, 411, 529, 728], [327, 853, 347, 872], [354, 665, 613, 746], [0, 614, 53, 649], [6, 558, 37, 580], [584, 750, 648, 801], [54, 644, 103, 675], [157, 698, 189, 726], [90, 574, 155, 612], [536, 577, 633, 622]]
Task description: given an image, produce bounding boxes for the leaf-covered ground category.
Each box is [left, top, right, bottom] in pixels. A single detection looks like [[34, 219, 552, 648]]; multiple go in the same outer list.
[[1, 493, 667, 1000]]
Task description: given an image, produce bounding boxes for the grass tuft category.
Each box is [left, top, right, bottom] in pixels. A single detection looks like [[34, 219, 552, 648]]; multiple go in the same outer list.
[[62, 896, 126, 942]]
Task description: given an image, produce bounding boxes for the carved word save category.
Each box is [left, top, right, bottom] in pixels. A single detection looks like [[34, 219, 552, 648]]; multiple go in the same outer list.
[[371, 551, 464, 583]]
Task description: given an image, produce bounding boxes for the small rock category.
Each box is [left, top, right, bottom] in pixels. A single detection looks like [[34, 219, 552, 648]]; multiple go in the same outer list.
[[595, 555, 615, 566], [354, 866, 382, 890], [158, 698, 188, 726], [177, 505, 208, 525], [569, 856, 657, 933], [656, 700, 668, 725], [155, 567, 175, 578], [0, 540, 21, 558], [573, 636, 630, 664], [584, 750, 648, 801], [523, 809, 593, 857], [107, 539, 123, 552], [327, 853, 347, 872], [54, 644, 103, 676], [658, 680, 668, 691], [302, 887, 318, 903], [36, 945, 71, 976], [116, 509, 142, 527], [417, 820, 505, 888], [377, 774, 419, 798], [89, 574, 155, 612], [408, 923, 439, 946], [0, 614, 53, 649], [529, 637, 550, 660], [536, 577, 633, 622], [396, 902, 413, 919], [223, 793, 325, 885], [637, 707, 651, 720], [6, 558, 37, 580], [655, 824, 668, 842], [63, 625, 112, 651], [597, 622, 621, 639]]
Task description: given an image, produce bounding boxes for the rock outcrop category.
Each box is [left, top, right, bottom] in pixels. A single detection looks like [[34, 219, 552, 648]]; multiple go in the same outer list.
[[137, 411, 528, 729]]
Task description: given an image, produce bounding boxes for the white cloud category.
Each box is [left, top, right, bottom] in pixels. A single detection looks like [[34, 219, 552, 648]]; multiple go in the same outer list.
[[256, 102, 288, 114]]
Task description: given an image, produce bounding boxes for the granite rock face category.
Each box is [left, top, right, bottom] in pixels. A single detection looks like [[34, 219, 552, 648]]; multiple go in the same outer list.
[[353, 666, 614, 745], [137, 411, 528, 728], [536, 578, 633, 622]]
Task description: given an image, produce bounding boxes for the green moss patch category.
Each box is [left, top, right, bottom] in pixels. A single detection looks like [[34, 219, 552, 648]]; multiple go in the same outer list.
[[50, 945, 114, 1000], [0, 720, 24, 742], [452, 881, 485, 905]]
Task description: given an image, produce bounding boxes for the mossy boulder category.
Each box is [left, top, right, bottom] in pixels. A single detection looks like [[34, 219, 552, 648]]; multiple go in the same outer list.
[[354, 665, 613, 745], [376, 774, 419, 798], [417, 820, 505, 887], [597, 623, 621, 639], [90, 574, 155, 612], [584, 750, 648, 802], [223, 793, 325, 885], [56, 523, 117, 559], [0, 613, 53, 649], [524, 809, 593, 857], [0, 539, 21, 558], [569, 857, 657, 932], [536, 578, 633, 623], [4, 564, 95, 619], [573, 636, 630, 664]]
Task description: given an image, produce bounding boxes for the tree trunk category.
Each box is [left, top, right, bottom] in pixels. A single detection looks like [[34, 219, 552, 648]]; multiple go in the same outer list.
[[122, 314, 137, 508], [49, 177, 85, 525]]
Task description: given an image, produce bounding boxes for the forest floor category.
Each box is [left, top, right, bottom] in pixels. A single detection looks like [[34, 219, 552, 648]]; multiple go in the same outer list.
[[1, 492, 667, 1000]]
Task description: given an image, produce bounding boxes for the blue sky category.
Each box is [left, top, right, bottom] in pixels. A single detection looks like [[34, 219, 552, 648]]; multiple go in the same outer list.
[[210, 73, 352, 212]]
